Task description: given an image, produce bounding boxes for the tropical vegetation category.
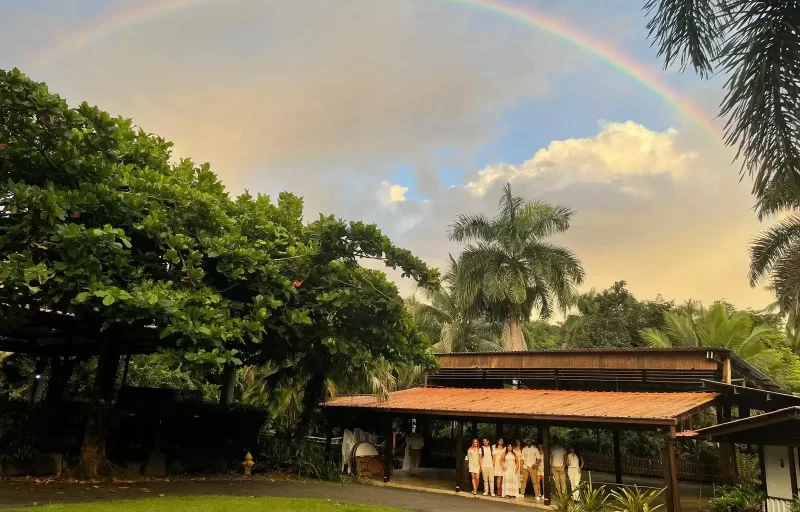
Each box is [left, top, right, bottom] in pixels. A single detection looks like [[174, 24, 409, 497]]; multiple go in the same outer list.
[[447, 183, 585, 351]]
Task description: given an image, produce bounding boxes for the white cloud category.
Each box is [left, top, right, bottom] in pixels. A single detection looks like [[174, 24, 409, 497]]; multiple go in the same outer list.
[[466, 121, 697, 195], [377, 181, 409, 205]]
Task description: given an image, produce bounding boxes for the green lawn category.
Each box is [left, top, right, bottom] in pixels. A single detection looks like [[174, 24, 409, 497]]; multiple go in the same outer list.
[[6, 496, 406, 512]]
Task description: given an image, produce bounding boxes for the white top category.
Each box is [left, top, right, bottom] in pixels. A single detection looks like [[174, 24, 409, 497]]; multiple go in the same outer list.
[[567, 452, 580, 468], [550, 444, 567, 467], [522, 445, 540, 468], [481, 446, 494, 467]]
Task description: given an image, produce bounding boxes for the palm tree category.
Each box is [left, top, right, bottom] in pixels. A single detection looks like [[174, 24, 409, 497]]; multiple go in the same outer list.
[[644, 0, 800, 213], [448, 183, 585, 351], [641, 303, 800, 389]]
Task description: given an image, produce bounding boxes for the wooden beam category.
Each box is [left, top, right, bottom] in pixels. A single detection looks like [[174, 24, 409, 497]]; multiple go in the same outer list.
[[543, 424, 552, 506], [613, 429, 623, 485], [324, 419, 334, 466], [789, 446, 798, 498], [454, 421, 464, 492], [383, 416, 393, 483], [721, 356, 732, 384], [28, 356, 49, 404], [663, 426, 681, 512], [220, 364, 236, 407], [758, 445, 768, 496], [496, 422, 503, 441]]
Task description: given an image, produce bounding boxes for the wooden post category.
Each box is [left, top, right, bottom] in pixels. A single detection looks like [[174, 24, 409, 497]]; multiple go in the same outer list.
[[454, 421, 464, 492], [514, 424, 522, 441], [324, 417, 334, 466], [789, 446, 798, 498], [121, 353, 132, 388], [758, 445, 768, 496], [495, 422, 503, 442], [663, 426, 681, 512], [220, 364, 236, 407], [543, 424, 552, 506], [471, 422, 478, 439], [717, 404, 736, 485], [613, 429, 623, 485], [383, 415, 393, 483]]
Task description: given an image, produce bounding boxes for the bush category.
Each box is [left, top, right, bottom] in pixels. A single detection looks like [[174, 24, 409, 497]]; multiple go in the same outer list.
[[609, 486, 664, 512], [707, 486, 764, 512], [258, 435, 346, 482]]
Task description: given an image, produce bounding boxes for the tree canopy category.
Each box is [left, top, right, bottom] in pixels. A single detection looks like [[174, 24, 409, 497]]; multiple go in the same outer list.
[[0, 67, 438, 473], [448, 183, 584, 351]]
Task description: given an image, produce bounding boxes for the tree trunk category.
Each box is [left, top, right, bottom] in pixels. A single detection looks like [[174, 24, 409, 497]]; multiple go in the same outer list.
[[77, 342, 120, 478], [502, 319, 526, 352]]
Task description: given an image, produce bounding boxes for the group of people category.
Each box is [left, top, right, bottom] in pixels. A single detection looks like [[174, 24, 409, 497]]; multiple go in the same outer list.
[[465, 436, 584, 500]]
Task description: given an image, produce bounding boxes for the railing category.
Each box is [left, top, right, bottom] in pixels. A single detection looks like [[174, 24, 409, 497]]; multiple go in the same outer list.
[[764, 497, 793, 512], [582, 452, 720, 483]]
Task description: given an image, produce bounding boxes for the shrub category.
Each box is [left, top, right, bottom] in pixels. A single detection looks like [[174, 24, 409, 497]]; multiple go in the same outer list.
[[706, 486, 764, 512], [581, 474, 611, 512], [609, 486, 664, 512]]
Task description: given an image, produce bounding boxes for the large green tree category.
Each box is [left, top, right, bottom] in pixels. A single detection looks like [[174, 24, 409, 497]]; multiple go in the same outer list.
[[448, 183, 584, 351], [562, 281, 674, 348], [0, 68, 437, 474]]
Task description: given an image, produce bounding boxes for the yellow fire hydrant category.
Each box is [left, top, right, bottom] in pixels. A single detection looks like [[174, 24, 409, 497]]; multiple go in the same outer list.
[[242, 452, 254, 476]]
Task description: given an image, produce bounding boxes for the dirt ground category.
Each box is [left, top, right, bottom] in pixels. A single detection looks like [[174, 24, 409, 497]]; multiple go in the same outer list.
[[0, 475, 542, 511]]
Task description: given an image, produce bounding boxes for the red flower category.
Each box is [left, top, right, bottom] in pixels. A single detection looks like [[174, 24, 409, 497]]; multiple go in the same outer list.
[[38, 115, 47, 122], [0, 143, 8, 149], [70, 212, 81, 218], [183, 276, 191, 281], [293, 280, 303, 288]]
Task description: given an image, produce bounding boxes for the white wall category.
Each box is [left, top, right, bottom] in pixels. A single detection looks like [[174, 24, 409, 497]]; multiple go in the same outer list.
[[765, 445, 793, 499]]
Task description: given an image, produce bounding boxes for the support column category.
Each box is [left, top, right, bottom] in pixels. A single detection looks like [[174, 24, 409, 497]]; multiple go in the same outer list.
[[543, 424, 552, 506], [383, 416, 393, 483], [324, 418, 334, 466], [717, 404, 737, 485], [663, 426, 681, 512], [758, 445, 768, 496], [613, 429, 623, 485], [121, 353, 132, 388], [514, 424, 522, 441], [29, 356, 49, 404], [471, 422, 478, 439], [495, 422, 503, 442], [220, 364, 236, 407], [789, 446, 798, 498], [454, 421, 464, 492]]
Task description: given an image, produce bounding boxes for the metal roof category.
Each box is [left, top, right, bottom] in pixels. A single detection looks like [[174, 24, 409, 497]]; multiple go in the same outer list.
[[680, 407, 800, 446], [323, 387, 719, 426], [433, 347, 732, 356], [701, 380, 799, 408]]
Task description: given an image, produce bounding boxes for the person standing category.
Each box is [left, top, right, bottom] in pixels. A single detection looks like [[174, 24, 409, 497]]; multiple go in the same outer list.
[[480, 438, 495, 496], [501, 445, 521, 498], [567, 446, 584, 500], [522, 439, 540, 499], [514, 439, 525, 496], [535, 443, 545, 500], [493, 438, 505, 496], [406, 430, 424, 477], [550, 436, 568, 494], [467, 439, 481, 495]]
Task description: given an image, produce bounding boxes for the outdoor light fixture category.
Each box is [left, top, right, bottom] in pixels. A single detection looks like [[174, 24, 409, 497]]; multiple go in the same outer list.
[[34, 374, 41, 380]]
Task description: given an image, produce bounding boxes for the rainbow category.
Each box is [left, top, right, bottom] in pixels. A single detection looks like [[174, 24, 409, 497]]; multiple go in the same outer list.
[[29, 0, 723, 140]]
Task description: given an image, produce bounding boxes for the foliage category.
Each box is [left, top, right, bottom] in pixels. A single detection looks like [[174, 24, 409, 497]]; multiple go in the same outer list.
[[3, 497, 406, 512], [580, 474, 611, 512], [448, 182, 584, 351], [641, 301, 800, 389], [259, 436, 347, 482], [736, 453, 761, 491], [750, 216, 800, 323], [608, 486, 664, 512], [523, 319, 564, 350], [0, 400, 87, 461], [0, 68, 439, 466], [563, 282, 673, 349], [706, 486, 764, 512], [408, 256, 501, 353], [644, 0, 800, 215]]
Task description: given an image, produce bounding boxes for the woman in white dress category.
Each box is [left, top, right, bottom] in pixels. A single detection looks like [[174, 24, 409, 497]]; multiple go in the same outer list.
[[501, 445, 521, 498], [567, 446, 584, 500], [493, 438, 505, 496], [466, 439, 481, 495]]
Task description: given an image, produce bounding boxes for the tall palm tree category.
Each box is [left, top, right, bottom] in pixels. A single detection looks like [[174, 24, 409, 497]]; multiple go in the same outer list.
[[448, 183, 585, 351], [641, 303, 800, 389]]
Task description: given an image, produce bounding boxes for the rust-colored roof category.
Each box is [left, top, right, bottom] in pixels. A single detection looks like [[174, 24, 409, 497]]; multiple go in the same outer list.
[[323, 387, 718, 426]]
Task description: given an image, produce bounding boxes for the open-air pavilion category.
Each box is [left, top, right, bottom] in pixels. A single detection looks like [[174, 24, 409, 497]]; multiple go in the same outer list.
[[323, 386, 719, 512]]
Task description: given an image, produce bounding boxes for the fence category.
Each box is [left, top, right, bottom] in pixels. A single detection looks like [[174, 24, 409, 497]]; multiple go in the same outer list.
[[764, 497, 793, 512], [582, 452, 720, 483]]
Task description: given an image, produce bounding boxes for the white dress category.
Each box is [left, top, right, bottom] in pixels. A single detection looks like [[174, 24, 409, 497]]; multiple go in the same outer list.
[[502, 452, 520, 497]]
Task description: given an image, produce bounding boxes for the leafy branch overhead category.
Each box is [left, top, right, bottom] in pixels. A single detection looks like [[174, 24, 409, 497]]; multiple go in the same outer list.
[[644, 0, 800, 214], [0, 67, 438, 373]]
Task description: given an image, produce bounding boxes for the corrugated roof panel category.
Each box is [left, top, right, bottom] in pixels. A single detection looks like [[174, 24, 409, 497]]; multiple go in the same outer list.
[[323, 387, 718, 426]]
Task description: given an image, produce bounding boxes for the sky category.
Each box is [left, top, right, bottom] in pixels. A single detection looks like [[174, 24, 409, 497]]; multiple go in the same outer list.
[[0, 0, 775, 315]]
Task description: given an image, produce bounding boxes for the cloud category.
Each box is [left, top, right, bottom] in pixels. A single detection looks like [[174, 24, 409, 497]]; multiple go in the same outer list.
[[377, 182, 409, 205], [466, 121, 697, 195]]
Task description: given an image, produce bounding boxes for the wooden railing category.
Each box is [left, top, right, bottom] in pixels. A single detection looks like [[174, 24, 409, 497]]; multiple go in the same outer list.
[[764, 497, 793, 512], [582, 452, 720, 483]]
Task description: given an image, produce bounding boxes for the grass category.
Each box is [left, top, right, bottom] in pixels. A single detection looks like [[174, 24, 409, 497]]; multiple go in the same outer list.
[[5, 496, 406, 512]]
